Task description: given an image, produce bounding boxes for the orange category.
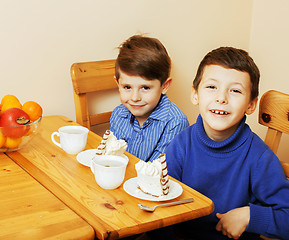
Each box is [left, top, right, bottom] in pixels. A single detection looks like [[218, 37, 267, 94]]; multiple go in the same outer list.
[[0, 132, 6, 148], [4, 137, 22, 149], [1, 100, 22, 113], [22, 101, 43, 121]]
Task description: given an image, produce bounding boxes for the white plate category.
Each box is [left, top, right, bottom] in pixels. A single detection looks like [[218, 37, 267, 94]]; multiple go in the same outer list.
[[76, 149, 99, 167], [76, 149, 129, 167], [123, 177, 183, 201]]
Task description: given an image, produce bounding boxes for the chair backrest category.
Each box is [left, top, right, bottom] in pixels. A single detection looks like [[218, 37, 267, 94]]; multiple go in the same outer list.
[[71, 59, 118, 130], [259, 90, 289, 177]]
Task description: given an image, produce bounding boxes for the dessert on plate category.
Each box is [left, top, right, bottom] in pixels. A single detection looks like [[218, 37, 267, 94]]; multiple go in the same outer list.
[[135, 153, 169, 197], [95, 130, 127, 156], [76, 130, 128, 167]]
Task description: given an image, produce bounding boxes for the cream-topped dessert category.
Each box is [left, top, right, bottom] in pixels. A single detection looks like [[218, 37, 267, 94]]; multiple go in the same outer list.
[[95, 130, 127, 156], [135, 153, 169, 197]]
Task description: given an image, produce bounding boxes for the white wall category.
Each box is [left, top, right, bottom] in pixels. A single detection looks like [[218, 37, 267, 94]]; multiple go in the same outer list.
[[249, 0, 289, 163]]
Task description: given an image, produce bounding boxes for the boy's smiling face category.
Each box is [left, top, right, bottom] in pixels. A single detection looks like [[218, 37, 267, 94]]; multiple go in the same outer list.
[[117, 70, 171, 126], [191, 64, 258, 141]]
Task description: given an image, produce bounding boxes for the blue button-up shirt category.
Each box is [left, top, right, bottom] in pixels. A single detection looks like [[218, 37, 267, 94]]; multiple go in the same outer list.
[[109, 94, 189, 162]]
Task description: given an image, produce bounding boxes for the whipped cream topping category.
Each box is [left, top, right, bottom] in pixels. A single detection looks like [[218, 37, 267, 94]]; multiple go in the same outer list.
[[135, 159, 162, 176], [104, 133, 127, 156]]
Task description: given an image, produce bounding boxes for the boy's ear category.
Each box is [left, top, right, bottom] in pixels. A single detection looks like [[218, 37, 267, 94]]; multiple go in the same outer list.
[[191, 87, 199, 105], [161, 77, 172, 94], [245, 97, 258, 115]]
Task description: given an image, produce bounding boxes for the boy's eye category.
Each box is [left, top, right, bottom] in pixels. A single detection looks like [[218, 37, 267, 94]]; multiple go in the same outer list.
[[142, 86, 150, 90], [231, 89, 242, 94], [206, 85, 216, 89], [123, 85, 131, 90]]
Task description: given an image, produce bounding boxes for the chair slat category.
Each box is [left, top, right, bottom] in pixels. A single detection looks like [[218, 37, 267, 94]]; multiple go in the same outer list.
[[90, 112, 112, 126], [264, 128, 282, 154], [71, 60, 117, 130]]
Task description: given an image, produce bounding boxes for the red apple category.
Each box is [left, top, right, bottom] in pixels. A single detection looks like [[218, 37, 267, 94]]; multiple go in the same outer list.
[[0, 108, 30, 138]]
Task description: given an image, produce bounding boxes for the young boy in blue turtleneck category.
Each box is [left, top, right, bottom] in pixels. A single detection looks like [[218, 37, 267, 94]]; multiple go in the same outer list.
[[165, 47, 289, 239]]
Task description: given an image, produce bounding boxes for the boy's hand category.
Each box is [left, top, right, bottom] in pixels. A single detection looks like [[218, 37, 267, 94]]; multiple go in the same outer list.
[[216, 206, 250, 239]]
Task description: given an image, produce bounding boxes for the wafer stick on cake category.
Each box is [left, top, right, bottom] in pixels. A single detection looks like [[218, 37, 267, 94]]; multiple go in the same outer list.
[[95, 130, 111, 155], [160, 153, 169, 195]]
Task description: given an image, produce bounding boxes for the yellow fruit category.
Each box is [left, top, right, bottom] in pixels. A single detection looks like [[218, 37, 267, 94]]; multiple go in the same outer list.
[[1, 94, 20, 106], [4, 137, 22, 149], [1, 101, 22, 113], [0, 132, 6, 148]]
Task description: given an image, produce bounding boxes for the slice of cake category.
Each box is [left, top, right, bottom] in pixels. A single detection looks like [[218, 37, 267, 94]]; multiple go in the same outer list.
[[135, 153, 169, 197], [95, 130, 127, 156]]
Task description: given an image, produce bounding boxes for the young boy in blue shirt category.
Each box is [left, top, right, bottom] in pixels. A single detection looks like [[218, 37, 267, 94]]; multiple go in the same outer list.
[[165, 47, 289, 239], [110, 35, 189, 162]]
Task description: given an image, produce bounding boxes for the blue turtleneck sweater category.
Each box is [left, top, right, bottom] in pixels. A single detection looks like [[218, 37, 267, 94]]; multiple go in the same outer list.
[[165, 115, 289, 239]]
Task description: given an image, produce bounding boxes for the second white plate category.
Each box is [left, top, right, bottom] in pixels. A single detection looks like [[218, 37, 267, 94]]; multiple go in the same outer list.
[[76, 149, 99, 167], [76, 149, 128, 167], [123, 177, 183, 201]]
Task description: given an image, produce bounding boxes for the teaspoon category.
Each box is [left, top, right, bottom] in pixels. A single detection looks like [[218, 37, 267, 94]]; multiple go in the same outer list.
[[138, 198, 194, 212]]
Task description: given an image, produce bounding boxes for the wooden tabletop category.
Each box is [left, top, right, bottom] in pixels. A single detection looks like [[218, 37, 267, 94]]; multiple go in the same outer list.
[[0, 153, 95, 240], [6, 115, 214, 240]]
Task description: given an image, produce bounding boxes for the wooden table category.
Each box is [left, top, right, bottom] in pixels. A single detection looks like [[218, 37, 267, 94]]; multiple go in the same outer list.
[[0, 153, 95, 240], [6, 115, 214, 240]]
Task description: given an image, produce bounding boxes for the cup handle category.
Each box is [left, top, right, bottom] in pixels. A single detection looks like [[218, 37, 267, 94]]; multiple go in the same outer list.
[[51, 132, 61, 148]]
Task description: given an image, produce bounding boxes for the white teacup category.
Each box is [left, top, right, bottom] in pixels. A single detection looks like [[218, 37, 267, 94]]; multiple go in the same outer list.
[[90, 155, 128, 190], [51, 126, 89, 155]]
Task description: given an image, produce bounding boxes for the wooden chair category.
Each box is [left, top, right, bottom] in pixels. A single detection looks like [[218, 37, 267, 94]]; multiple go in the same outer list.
[[71, 59, 118, 130], [259, 90, 289, 178], [259, 90, 289, 240]]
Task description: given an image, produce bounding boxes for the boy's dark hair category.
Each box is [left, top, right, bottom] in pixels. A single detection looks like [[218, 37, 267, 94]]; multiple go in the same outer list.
[[193, 47, 260, 100], [115, 35, 171, 85]]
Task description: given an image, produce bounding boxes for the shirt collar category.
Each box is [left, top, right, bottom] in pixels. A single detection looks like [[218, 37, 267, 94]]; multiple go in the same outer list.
[[147, 94, 170, 122], [118, 94, 170, 122]]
